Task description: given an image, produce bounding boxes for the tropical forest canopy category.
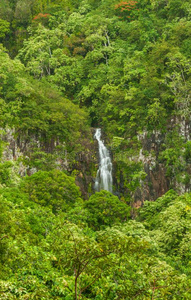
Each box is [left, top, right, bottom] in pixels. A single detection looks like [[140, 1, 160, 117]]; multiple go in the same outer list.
[[0, 0, 191, 299]]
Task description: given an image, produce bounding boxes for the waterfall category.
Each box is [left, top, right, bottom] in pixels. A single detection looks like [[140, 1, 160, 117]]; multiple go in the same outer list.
[[94, 128, 113, 193]]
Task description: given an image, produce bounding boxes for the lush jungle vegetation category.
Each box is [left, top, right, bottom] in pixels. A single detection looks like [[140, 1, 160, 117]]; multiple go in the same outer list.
[[0, 0, 191, 298]]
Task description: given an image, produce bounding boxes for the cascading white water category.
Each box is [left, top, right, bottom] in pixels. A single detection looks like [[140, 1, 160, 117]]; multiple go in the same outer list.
[[94, 128, 113, 193]]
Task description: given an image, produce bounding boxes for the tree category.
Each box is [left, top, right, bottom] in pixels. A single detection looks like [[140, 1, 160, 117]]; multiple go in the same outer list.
[[84, 190, 131, 230], [0, 19, 10, 39], [21, 169, 82, 213], [47, 221, 140, 299], [0, 0, 13, 22], [14, 0, 32, 26], [114, 1, 139, 21], [165, 52, 191, 119]]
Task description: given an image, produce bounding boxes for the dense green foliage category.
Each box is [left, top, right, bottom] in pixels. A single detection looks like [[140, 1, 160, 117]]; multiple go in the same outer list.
[[1, 0, 191, 187], [21, 169, 82, 213], [0, 0, 191, 298], [84, 190, 131, 230], [3, 0, 189, 190], [0, 165, 191, 298]]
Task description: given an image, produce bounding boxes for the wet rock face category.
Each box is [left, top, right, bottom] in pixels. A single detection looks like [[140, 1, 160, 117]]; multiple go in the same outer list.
[[112, 130, 170, 207], [1, 128, 27, 177], [1, 119, 191, 204], [133, 129, 191, 206], [2, 128, 18, 161], [74, 131, 98, 199], [1, 127, 98, 199], [114, 118, 191, 208], [137, 131, 169, 203], [1, 128, 60, 176], [134, 162, 169, 205], [1, 126, 170, 204]]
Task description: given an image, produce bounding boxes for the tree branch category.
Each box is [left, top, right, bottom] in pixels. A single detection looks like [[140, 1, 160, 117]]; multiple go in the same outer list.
[[0, 235, 8, 241]]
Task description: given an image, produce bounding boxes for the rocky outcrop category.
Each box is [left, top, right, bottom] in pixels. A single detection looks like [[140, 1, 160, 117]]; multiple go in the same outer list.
[[73, 129, 98, 199], [1, 128, 61, 176], [1, 119, 191, 204], [1, 127, 98, 198], [135, 131, 169, 203], [115, 117, 191, 207]]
